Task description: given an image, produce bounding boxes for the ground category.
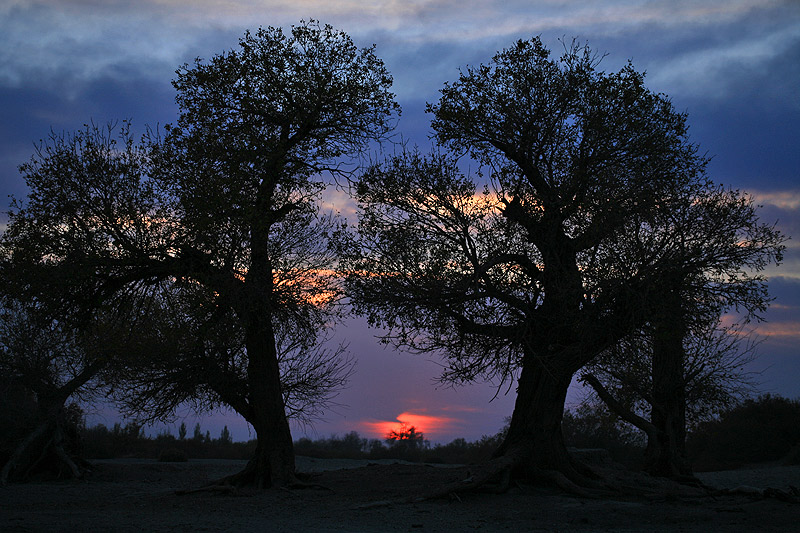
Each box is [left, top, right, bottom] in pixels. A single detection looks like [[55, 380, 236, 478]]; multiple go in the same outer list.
[[1, 457, 798, 532]]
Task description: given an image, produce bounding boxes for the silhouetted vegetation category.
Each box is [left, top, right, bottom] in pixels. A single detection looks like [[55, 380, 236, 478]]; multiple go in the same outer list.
[[26, 394, 800, 479], [561, 403, 645, 470], [80, 422, 255, 461], [77, 422, 508, 465], [1, 20, 397, 488], [294, 425, 509, 464], [0, 19, 787, 497], [0, 300, 129, 483], [582, 320, 765, 478], [344, 34, 784, 491], [688, 395, 800, 471]]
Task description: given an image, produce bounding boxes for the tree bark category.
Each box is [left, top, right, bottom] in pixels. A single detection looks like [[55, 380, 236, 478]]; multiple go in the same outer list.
[[241, 316, 297, 488], [648, 291, 691, 478], [229, 216, 297, 489], [494, 358, 591, 485], [1, 406, 86, 485]]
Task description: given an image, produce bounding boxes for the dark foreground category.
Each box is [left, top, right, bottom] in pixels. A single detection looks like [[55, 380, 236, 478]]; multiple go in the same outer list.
[[1, 458, 798, 532]]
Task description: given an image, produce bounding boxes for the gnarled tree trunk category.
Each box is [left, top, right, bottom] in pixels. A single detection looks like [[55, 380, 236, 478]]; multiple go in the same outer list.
[[494, 358, 595, 489], [240, 318, 297, 488], [1, 406, 85, 485], [219, 233, 297, 489]]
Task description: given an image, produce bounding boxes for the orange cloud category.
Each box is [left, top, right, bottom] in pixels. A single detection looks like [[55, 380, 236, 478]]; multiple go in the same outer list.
[[357, 411, 462, 440], [722, 317, 800, 345], [750, 190, 800, 211], [751, 322, 800, 342]]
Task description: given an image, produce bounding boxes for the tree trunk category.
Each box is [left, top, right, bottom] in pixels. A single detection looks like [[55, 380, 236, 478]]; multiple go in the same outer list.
[[494, 359, 589, 485], [647, 283, 691, 478], [1, 406, 85, 485], [233, 227, 297, 488], [229, 312, 296, 489]]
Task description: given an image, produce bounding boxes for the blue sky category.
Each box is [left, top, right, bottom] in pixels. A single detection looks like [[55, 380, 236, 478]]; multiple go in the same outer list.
[[1, 0, 798, 443]]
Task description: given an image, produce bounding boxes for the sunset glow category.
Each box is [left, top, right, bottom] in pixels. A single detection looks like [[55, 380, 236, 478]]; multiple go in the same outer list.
[[358, 411, 462, 440]]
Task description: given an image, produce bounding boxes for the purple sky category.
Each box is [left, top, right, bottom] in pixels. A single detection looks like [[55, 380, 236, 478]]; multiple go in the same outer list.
[[2, 1, 799, 444]]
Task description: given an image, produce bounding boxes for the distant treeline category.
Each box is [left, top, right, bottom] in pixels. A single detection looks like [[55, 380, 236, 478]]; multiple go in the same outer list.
[[78, 420, 504, 464], [73, 394, 800, 471]]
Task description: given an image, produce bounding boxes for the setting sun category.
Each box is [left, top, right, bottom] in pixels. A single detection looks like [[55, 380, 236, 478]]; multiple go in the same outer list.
[[358, 411, 460, 440]]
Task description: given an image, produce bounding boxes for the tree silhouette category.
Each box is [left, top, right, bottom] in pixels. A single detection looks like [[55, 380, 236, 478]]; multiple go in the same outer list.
[[386, 424, 425, 448], [0, 298, 128, 483], [385, 425, 427, 459], [219, 426, 232, 445], [578, 178, 784, 478], [345, 37, 776, 491], [1, 20, 398, 488]]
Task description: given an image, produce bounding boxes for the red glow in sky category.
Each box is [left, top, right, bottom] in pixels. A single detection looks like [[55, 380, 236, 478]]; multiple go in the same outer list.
[[358, 411, 461, 440]]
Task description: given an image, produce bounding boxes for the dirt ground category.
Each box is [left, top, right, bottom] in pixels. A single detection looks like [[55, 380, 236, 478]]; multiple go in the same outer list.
[[1, 457, 799, 532]]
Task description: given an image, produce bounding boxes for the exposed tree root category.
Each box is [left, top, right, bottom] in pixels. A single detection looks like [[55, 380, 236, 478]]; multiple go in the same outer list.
[[351, 447, 620, 510], [713, 485, 800, 504], [175, 484, 241, 496], [1, 420, 88, 485], [351, 446, 737, 510]]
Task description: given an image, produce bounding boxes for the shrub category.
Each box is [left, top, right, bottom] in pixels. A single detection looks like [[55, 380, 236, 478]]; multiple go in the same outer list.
[[783, 444, 800, 466], [561, 403, 646, 469]]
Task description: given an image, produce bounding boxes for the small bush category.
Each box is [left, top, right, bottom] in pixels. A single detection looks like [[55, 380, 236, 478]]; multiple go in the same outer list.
[[158, 448, 188, 462]]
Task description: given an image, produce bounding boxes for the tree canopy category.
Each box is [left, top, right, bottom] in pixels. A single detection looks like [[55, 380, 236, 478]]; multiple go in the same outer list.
[[1, 20, 399, 488], [345, 37, 782, 488]]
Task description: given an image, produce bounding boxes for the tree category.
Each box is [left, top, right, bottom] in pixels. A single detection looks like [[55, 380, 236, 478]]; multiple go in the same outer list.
[[1, 20, 399, 488], [581, 184, 783, 478], [385, 425, 427, 459], [0, 298, 117, 484], [346, 37, 733, 490], [582, 322, 760, 476], [178, 422, 187, 441]]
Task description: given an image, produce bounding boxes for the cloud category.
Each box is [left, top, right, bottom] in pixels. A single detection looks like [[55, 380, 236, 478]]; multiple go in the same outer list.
[[752, 321, 800, 343], [646, 22, 800, 100], [319, 186, 358, 219], [751, 190, 800, 211], [4, 0, 794, 96]]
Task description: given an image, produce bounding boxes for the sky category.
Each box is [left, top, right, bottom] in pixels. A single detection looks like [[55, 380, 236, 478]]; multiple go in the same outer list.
[[1, 0, 798, 444]]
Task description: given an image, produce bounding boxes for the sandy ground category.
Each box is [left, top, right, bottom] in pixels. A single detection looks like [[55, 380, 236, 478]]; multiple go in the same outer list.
[[1, 457, 799, 532]]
